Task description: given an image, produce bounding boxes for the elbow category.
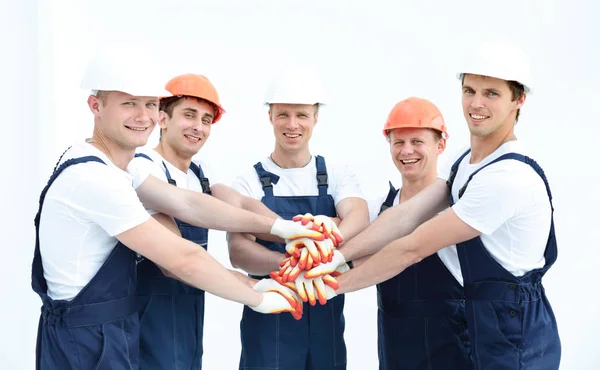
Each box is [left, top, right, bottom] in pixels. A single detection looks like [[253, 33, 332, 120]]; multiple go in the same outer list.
[[227, 235, 244, 269], [170, 249, 204, 283]]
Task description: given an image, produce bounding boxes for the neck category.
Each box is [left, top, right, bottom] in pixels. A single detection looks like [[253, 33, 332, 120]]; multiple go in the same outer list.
[[470, 123, 516, 164], [155, 140, 192, 173], [86, 130, 133, 171], [270, 146, 311, 169], [400, 172, 438, 202]]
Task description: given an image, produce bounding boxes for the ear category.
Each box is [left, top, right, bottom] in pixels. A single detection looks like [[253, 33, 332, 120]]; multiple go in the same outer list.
[[158, 111, 168, 130], [437, 137, 447, 154], [515, 92, 527, 109], [87, 95, 102, 117]]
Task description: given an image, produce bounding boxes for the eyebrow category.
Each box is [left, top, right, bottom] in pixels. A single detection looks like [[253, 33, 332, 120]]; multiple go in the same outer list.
[[462, 85, 501, 94], [182, 107, 214, 118]]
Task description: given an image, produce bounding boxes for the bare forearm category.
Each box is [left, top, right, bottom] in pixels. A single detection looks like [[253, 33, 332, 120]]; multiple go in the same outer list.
[[137, 178, 275, 234], [229, 269, 258, 288], [337, 236, 420, 294], [118, 220, 262, 307], [339, 181, 447, 261], [180, 192, 274, 234], [337, 209, 370, 243], [228, 232, 286, 276], [168, 247, 262, 306], [242, 197, 285, 242]]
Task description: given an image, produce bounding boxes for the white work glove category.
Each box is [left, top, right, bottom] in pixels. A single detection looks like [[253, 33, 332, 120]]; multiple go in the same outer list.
[[253, 278, 303, 320], [250, 291, 302, 320], [270, 218, 325, 242], [270, 264, 349, 306], [292, 213, 344, 247], [284, 237, 336, 267], [304, 249, 347, 280]]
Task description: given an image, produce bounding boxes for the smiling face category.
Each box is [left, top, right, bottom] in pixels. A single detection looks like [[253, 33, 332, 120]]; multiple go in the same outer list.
[[388, 127, 445, 181], [461, 74, 526, 138], [88, 91, 158, 150], [269, 103, 318, 155], [159, 96, 215, 159]]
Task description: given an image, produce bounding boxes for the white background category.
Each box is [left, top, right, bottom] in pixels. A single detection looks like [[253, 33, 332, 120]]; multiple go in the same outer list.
[[2, 0, 599, 369]]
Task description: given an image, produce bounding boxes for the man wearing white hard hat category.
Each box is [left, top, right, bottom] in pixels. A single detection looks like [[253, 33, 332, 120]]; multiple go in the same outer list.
[[303, 40, 561, 369], [228, 66, 369, 370], [31, 47, 322, 369]]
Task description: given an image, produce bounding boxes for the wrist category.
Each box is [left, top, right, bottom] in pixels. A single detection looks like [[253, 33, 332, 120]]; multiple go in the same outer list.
[[247, 290, 263, 308]]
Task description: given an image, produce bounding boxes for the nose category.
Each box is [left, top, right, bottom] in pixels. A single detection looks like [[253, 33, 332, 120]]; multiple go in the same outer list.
[[400, 143, 415, 156], [470, 92, 485, 109], [285, 116, 299, 130], [133, 105, 151, 123]]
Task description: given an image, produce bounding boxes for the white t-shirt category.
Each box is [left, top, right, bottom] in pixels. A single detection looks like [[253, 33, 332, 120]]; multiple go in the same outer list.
[[127, 149, 222, 214], [39, 142, 150, 301], [438, 141, 551, 286], [232, 156, 364, 206]]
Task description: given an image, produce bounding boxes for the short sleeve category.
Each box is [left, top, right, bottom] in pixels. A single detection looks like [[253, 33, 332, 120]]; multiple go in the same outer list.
[[330, 164, 365, 206], [452, 164, 525, 235], [127, 156, 167, 189], [231, 171, 261, 200], [60, 163, 150, 236]]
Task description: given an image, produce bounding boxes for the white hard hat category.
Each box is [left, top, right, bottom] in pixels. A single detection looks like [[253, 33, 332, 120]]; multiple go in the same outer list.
[[264, 66, 326, 106], [80, 44, 170, 97], [457, 39, 533, 93]]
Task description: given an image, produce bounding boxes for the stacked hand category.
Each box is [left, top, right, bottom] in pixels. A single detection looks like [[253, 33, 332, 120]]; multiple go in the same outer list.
[[268, 214, 349, 315], [292, 213, 343, 247], [251, 279, 303, 320]]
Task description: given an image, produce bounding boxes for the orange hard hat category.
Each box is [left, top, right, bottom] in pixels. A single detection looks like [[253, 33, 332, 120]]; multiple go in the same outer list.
[[383, 97, 448, 139], [164, 73, 226, 123]]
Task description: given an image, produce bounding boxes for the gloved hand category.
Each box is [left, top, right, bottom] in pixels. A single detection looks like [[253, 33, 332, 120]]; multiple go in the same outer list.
[[285, 238, 322, 266], [304, 249, 347, 280], [292, 214, 344, 247], [270, 219, 325, 242], [250, 291, 303, 320], [271, 272, 338, 305], [253, 278, 303, 320]]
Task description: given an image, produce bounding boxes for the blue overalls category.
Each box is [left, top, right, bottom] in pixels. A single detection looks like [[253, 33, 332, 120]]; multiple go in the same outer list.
[[239, 156, 346, 370], [376, 182, 470, 370], [32, 155, 140, 369], [447, 151, 561, 370], [135, 154, 211, 370]]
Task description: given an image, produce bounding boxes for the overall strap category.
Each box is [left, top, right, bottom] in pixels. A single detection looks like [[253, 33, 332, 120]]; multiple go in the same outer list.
[[189, 162, 212, 195], [457, 153, 553, 209], [315, 155, 329, 197], [134, 153, 176, 185], [134, 152, 153, 161], [253, 162, 280, 198], [161, 161, 177, 186], [379, 181, 399, 215], [446, 149, 471, 204]]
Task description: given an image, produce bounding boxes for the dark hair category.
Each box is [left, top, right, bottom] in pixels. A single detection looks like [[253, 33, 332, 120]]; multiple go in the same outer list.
[[158, 96, 217, 139], [461, 74, 526, 122]]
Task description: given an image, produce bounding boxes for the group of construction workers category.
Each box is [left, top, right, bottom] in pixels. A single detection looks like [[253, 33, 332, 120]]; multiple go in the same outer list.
[[32, 38, 561, 370]]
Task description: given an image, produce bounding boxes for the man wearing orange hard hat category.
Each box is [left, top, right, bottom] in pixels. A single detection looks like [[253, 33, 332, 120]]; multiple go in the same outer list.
[[128, 73, 307, 369], [371, 97, 470, 370]]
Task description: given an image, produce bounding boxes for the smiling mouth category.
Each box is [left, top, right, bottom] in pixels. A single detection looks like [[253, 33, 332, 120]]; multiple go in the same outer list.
[[125, 125, 147, 132], [401, 159, 420, 165], [184, 134, 201, 142], [470, 113, 490, 120], [284, 133, 301, 139]]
